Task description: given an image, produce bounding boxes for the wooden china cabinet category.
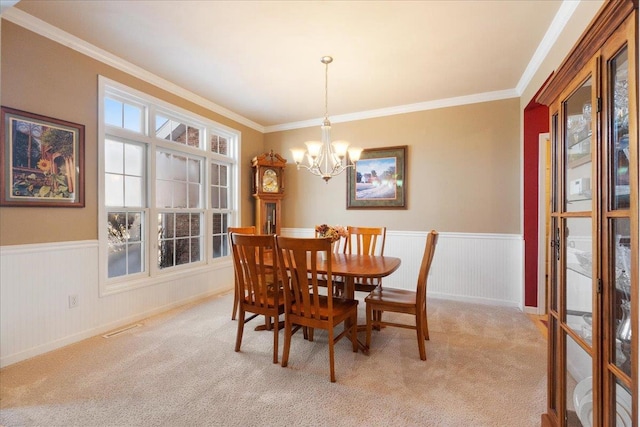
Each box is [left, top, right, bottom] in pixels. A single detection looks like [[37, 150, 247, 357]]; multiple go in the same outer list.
[[537, 1, 638, 426]]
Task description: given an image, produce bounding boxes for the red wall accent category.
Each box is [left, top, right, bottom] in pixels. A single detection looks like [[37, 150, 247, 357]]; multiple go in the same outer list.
[[523, 102, 549, 307]]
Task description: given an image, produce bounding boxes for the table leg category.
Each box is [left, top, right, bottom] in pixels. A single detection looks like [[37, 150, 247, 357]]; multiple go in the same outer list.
[[343, 277, 369, 353]]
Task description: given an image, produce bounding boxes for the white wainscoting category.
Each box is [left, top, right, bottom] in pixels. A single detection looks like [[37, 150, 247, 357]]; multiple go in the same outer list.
[[283, 228, 524, 308], [0, 240, 233, 367], [1, 231, 522, 367]]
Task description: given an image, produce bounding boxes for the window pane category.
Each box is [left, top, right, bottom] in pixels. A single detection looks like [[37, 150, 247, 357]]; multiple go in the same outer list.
[[127, 243, 143, 274], [211, 187, 220, 209], [187, 126, 199, 147], [220, 187, 228, 209], [156, 181, 172, 208], [105, 98, 122, 128], [175, 213, 190, 238], [105, 139, 123, 174], [219, 164, 228, 186], [172, 155, 187, 181], [191, 213, 200, 235], [210, 134, 219, 153], [123, 104, 142, 133], [105, 174, 124, 207], [124, 176, 143, 207], [188, 183, 200, 208], [156, 151, 171, 180], [222, 233, 229, 257], [175, 238, 190, 265], [212, 213, 222, 234], [159, 213, 174, 238], [188, 158, 200, 182], [127, 212, 142, 243], [107, 211, 144, 278], [190, 237, 200, 262], [218, 136, 228, 155], [211, 163, 220, 186], [212, 235, 222, 258], [124, 143, 143, 176], [210, 134, 229, 156], [174, 182, 187, 208]]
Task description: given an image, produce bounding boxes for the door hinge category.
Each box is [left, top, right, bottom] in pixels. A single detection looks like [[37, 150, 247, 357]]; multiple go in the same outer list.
[[597, 97, 602, 113], [597, 278, 603, 294]]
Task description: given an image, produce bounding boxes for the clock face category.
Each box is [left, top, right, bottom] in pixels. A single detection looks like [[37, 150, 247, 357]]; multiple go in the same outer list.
[[262, 168, 279, 193]]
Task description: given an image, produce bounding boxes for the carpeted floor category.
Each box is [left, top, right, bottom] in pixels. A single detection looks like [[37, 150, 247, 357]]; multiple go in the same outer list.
[[0, 292, 547, 427]]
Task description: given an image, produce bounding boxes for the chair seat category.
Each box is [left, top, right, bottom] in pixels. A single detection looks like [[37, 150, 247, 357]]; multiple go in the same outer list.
[[354, 282, 378, 293], [243, 289, 286, 308], [291, 295, 358, 320], [365, 286, 417, 305]]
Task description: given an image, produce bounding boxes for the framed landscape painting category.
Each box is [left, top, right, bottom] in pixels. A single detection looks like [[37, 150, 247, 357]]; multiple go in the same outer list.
[[347, 145, 407, 209], [0, 107, 85, 207]]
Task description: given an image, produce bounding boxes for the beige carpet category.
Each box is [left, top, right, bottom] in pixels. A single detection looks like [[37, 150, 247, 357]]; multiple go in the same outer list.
[[0, 292, 546, 427]]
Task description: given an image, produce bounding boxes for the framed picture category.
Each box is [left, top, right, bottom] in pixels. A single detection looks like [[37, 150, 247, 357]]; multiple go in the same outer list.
[[1, 107, 85, 207], [347, 145, 407, 209]]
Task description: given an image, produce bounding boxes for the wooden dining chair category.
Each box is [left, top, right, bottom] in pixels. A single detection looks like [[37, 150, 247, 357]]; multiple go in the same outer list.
[[275, 236, 359, 382], [346, 226, 387, 293], [228, 226, 256, 320], [365, 230, 438, 361], [231, 233, 284, 363]]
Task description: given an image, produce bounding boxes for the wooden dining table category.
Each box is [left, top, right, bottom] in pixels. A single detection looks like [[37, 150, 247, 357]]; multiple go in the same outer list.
[[315, 253, 401, 301], [262, 251, 401, 352]]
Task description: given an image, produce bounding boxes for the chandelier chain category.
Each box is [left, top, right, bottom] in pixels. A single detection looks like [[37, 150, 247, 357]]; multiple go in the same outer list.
[[324, 60, 329, 121]]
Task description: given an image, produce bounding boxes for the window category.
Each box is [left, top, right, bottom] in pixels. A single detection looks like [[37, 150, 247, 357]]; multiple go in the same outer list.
[[99, 77, 240, 295]]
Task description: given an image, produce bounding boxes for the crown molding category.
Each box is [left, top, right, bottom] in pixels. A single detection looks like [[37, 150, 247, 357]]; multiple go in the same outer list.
[[516, 0, 581, 96], [265, 88, 519, 133], [1, 8, 265, 133]]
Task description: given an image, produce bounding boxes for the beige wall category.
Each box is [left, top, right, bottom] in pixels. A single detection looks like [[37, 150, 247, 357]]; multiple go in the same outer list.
[[0, 22, 263, 245], [265, 98, 521, 234]]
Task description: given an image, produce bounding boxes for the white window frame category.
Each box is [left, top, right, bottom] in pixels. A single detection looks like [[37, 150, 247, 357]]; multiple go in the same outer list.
[[98, 76, 240, 296]]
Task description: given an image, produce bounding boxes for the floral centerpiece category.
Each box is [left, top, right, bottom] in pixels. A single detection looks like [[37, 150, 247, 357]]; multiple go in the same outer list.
[[315, 224, 348, 242]]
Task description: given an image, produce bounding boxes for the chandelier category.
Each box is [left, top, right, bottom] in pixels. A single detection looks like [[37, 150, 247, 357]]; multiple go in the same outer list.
[[291, 56, 362, 182]]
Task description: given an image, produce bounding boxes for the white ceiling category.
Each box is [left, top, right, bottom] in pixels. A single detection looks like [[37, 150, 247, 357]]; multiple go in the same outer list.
[[6, 0, 573, 131]]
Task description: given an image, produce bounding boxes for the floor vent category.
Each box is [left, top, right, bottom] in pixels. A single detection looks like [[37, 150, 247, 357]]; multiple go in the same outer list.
[[102, 323, 142, 338]]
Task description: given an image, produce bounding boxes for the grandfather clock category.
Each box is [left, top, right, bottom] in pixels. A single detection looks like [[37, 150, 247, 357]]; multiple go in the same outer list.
[[251, 150, 286, 235]]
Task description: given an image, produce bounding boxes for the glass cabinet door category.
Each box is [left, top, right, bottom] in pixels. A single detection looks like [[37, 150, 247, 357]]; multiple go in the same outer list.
[[603, 40, 635, 426], [563, 75, 597, 419]]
